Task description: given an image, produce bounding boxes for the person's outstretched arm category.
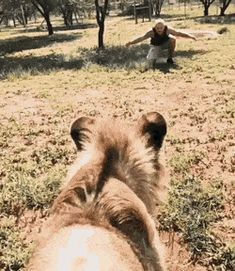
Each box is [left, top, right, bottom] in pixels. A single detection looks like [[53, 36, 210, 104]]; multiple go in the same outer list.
[[168, 27, 197, 40], [126, 30, 152, 47]]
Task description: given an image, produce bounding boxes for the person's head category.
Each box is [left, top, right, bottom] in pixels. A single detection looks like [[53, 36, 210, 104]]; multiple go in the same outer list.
[[154, 19, 166, 34]]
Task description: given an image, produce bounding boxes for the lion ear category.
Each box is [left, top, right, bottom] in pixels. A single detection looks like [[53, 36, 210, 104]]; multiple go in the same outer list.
[[70, 117, 95, 150], [137, 112, 167, 150]]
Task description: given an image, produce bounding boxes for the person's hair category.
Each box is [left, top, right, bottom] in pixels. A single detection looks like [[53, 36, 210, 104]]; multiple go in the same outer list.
[[155, 18, 165, 26]]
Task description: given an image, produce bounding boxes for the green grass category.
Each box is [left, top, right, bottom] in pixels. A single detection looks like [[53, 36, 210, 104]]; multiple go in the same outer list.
[[0, 165, 66, 214], [0, 216, 33, 271], [169, 151, 202, 174], [159, 176, 235, 270]]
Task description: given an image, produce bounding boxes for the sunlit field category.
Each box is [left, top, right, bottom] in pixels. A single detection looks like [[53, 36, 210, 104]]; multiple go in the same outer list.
[[0, 3, 235, 271]]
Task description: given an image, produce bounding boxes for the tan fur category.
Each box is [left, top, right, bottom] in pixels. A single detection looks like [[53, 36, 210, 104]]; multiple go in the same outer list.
[[26, 112, 168, 271], [68, 114, 168, 215], [27, 225, 144, 271]]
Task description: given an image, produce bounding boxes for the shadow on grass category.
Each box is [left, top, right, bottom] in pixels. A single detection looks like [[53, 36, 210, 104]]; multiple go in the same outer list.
[[16, 22, 97, 34], [53, 23, 97, 31], [192, 14, 235, 25], [120, 13, 187, 23], [159, 13, 190, 21], [0, 44, 206, 79], [0, 53, 83, 78], [79, 45, 206, 71], [80, 44, 149, 66], [151, 48, 207, 74], [176, 48, 208, 58], [153, 62, 181, 74], [121, 13, 235, 25], [0, 33, 81, 55]]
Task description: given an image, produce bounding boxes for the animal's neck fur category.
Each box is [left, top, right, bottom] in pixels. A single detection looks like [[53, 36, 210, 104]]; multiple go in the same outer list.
[[64, 138, 159, 215]]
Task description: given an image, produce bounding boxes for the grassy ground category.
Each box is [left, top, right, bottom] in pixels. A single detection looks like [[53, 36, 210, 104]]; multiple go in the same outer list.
[[0, 4, 235, 271]]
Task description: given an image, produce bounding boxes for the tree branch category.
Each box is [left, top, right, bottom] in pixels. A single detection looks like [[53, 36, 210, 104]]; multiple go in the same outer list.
[[31, 0, 45, 17]]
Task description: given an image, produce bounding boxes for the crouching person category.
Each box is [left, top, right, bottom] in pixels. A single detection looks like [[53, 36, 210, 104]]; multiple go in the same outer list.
[[126, 18, 196, 68]]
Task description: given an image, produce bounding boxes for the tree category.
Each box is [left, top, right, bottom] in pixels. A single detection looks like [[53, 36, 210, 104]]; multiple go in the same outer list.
[[18, 1, 33, 26], [152, 0, 165, 16], [199, 0, 216, 16], [31, 0, 58, 35], [0, 0, 32, 27], [58, 0, 76, 27], [219, 0, 232, 16], [79, 0, 95, 19], [95, 0, 109, 48]]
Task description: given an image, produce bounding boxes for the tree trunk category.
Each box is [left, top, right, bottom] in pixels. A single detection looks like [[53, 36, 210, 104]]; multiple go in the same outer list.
[[200, 0, 216, 16], [60, 7, 68, 26], [45, 13, 53, 35], [98, 21, 105, 48], [219, 0, 232, 16], [154, 0, 164, 16], [23, 5, 28, 24], [61, 7, 73, 27], [20, 4, 26, 27], [148, 0, 152, 21], [64, 15, 68, 27], [32, 1, 54, 36], [0, 16, 4, 25], [74, 12, 79, 24], [220, 7, 225, 16], [204, 5, 209, 16], [12, 16, 16, 27], [95, 0, 109, 48], [63, 12, 69, 27], [69, 12, 73, 26]]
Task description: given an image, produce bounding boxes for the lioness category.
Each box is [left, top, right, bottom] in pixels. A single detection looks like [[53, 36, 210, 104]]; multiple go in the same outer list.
[[26, 112, 167, 271]]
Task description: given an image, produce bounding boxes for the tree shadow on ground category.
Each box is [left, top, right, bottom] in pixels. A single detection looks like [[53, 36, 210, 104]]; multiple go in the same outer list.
[[122, 13, 235, 25], [52, 23, 97, 32], [192, 14, 235, 25], [0, 44, 206, 79], [11, 22, 97, 34], [120, 11, 186, 18], [159, 13, 189, 21], [0, 33, 81, 56], [120, 13, 187, 23], [79, 44, 149, 67], [0, 53, 83, 79]]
